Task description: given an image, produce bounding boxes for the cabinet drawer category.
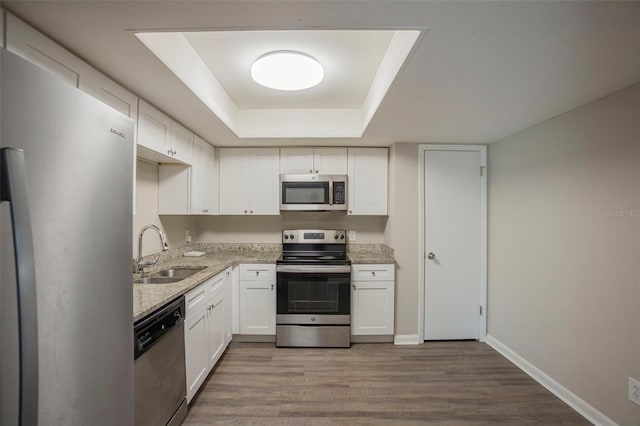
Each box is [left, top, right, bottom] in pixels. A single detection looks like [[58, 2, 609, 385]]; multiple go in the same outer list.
[[351, 264, 395, 281], [239, 264, 275, 281], [184, 282, 207, 317], [206, 272, 226, 298]]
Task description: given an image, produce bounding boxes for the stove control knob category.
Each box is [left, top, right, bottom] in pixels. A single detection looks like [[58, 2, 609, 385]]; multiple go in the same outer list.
[[284, 234, 289, 240], [340, 234, 345, 240], [334, 234, 339, 239], [289, 234, 295, 240]]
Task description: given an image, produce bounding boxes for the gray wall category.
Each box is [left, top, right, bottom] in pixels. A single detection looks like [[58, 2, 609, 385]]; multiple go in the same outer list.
[[384, 143, 420, 337], [488, 83, 640, 425]]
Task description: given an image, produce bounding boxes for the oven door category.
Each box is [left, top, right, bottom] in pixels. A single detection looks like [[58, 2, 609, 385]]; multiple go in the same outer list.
[[276, 265, 351, 325]]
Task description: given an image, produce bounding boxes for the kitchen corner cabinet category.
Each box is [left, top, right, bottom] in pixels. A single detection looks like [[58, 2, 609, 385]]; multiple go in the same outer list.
[[219, 148, 280, 215], [238, 264, 276, 335], [351, 264, 395, 336], [280, 147, 347, 175], [137, 100, 193, 165], [184, 267, 232, 404], [347, 148, 388, 215]]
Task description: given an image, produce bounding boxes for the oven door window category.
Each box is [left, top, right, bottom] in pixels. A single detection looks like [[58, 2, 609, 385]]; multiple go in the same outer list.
[[277, 272, 350, 315], [281, 182, 329, 205]]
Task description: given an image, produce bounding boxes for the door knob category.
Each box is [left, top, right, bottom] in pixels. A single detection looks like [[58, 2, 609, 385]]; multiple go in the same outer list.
[[427, 252, 436, 260]]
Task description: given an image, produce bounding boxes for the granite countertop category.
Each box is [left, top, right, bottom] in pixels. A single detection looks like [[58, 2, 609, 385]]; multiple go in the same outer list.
[[133, 246, 280, 322], [133, 243, 395, 322]]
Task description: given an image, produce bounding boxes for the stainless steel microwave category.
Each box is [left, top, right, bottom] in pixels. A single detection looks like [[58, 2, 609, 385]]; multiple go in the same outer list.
[[280, 174, 348, 211]]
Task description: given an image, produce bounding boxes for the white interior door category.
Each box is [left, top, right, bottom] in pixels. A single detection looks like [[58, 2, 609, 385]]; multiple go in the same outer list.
[[424, 149, 482, 340]]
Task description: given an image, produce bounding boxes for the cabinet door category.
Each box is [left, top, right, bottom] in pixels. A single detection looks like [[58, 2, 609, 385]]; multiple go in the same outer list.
[[250, 148, 280, 215], [185, 307, 208, 403], [170, 121, 194, 165], [202, 142, 216, 214], [351, 280, 395, 335], [219, 149, 250, 214], [314, 148, 348, 175], [138, 100, 171, 155], [223, 269, 233, 345], [239, 280, 276, 335], [6, 13, 83, 87], [207, 289, 226, 369], [280, 148, 314, 174], [347, 148, 388, 215], [79, 71, 138, 119]]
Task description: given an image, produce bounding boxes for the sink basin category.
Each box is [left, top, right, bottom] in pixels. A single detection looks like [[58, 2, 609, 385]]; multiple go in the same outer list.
[[134, 277, 184, 285], [148, 267, 206, 279]]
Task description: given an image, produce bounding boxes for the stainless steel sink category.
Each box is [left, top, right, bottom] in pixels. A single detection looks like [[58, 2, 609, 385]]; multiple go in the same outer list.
[[134, 277, 184, 285], [148, 267, 206, 279]]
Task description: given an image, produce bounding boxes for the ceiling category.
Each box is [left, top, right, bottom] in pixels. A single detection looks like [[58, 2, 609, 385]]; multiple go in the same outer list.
[[3, 1, 640, 147], [135, 29, 420, 137]]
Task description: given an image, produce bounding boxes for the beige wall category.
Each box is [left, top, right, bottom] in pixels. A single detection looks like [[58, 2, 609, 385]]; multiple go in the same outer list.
[[192, 213, 386, 244], [133, 160, 190, 256], [384, 143, 421, 336], [488, 84, 640, 425]]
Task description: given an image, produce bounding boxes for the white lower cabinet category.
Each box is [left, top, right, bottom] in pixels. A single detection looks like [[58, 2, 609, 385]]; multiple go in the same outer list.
[[351, 264, 395, 336], [239, 264, 276, 335], [184, 267, 232, 403]]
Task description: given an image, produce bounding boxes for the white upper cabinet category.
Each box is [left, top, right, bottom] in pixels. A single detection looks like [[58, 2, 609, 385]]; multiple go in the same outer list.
[[79, 72, 138, 120], [219, 148, 279, 215], [137, 99, 171, 156], [6, 13, 84, 87], [280, 148, 347, 175], [137, 99, 193, 165], [190, 136, 216, 215], [347, 148, 388, 215], [170, 121, 194, 165]]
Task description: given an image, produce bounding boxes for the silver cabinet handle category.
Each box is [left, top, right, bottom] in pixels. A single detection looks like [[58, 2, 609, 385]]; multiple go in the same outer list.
[[427, 252, 436, 260], [1, 148, 39, 426]]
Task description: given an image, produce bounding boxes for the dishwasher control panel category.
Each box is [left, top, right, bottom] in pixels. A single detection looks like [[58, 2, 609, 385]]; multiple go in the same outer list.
[[134, 296, 184, 359]]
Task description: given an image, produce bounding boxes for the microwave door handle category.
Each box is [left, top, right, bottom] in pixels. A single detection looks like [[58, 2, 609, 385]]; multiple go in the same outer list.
[[1, 148, 39, 426], [328, 180, 333, 205]]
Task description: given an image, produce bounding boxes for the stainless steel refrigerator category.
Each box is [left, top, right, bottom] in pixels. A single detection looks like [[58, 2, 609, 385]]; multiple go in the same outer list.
[[0, 49, 134, 425]]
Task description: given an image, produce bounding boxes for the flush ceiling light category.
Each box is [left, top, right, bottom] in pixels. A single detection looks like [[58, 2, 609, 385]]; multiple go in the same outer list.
[[251, 51, 324, 91]]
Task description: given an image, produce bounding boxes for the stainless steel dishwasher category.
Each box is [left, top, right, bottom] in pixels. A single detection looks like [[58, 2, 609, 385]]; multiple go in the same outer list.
[[134, 297, 187, 426]]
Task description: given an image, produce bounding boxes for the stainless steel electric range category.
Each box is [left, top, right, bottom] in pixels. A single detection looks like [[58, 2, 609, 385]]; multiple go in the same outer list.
[[276, 229, 351, 348]]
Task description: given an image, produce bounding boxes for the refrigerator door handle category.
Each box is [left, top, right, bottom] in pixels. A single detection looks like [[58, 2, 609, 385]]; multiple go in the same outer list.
[[1, 147, 39, 426]]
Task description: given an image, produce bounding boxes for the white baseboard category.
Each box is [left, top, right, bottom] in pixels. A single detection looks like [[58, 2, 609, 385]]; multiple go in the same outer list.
[[485, 335, 617, 426], [394, 334, 420, 345]]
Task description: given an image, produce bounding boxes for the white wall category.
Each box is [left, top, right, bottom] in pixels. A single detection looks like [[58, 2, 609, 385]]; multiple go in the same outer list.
[[488, 83, 640, 425], [133, 160, 190, 256]]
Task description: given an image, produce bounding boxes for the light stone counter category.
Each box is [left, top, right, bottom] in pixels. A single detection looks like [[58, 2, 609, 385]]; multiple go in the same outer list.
[[347, 243, 396, 264], [133, 245, 280, 322], [133, 242, 395, 322]]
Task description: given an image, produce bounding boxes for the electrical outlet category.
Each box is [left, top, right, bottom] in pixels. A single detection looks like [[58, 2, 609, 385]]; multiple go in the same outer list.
[[185, 230, 191, 245], [629, 377, 640, 406], [348, 230, 356, 241]]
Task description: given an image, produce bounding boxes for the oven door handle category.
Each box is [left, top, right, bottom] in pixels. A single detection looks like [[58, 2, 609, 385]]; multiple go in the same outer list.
[[276, 265, 351, 274]]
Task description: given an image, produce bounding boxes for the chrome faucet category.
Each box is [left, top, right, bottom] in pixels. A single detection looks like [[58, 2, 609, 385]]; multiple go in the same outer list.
[[135, 224, 169, 274]]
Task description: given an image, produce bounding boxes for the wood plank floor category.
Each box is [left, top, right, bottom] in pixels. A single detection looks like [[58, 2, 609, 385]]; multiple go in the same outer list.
[[184, 342, 589, 425]]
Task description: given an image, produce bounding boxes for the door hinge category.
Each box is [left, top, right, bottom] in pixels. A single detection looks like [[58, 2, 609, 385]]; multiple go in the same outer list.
[[480, 306, 483, 315], [480, 166, 486, 176]]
